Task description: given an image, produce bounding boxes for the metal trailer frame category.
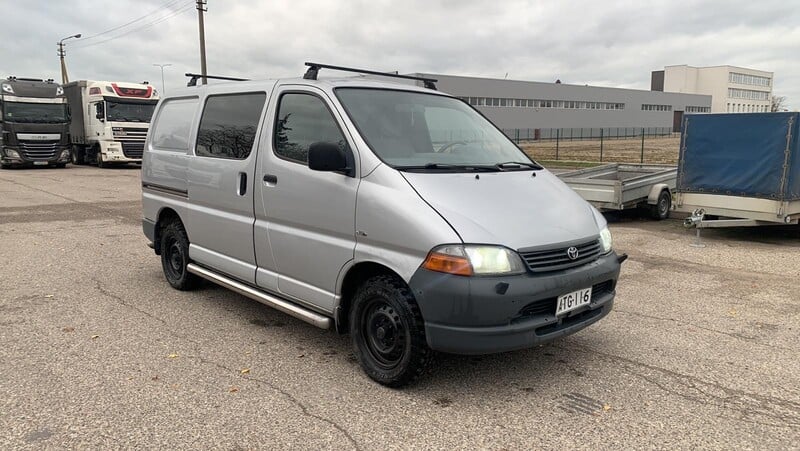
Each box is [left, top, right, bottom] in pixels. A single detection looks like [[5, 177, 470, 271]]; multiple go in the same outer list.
[[676, 193, 800, 228], [557, 163, 677, 211]]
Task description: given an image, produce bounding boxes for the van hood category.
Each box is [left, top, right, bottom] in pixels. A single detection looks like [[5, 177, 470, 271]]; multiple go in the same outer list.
[[402, 170, 602, 250]]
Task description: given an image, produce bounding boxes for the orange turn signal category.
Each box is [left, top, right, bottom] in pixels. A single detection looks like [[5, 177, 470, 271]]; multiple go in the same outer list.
[[422, 252, 473, 276]]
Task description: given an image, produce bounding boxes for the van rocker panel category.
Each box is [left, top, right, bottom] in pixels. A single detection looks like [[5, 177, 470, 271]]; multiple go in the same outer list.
[[408, 252, 620, 354]]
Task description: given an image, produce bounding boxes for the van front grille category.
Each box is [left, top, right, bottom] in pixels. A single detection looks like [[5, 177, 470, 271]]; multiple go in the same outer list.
[[519, 238, 602, 273]]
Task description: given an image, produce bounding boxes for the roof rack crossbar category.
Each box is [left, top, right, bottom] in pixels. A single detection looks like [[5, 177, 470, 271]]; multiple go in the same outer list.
[[185, 73, 249, 87], [302, 62, 438, 90]]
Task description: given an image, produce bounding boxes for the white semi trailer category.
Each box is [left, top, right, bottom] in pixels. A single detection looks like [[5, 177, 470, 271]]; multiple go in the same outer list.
[[63, 80, 159, 167]]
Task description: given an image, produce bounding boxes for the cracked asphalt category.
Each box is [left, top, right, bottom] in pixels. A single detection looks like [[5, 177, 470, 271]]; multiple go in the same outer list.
[[1, 165, 799, 449]]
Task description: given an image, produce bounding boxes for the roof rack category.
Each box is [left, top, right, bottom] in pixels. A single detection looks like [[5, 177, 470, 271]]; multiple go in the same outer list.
[[302, 62, 437, 90], [185, 73, 249, 87]]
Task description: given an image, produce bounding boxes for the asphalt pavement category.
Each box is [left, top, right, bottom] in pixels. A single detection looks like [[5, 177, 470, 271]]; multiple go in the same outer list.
[[1, 165, 799, 449]]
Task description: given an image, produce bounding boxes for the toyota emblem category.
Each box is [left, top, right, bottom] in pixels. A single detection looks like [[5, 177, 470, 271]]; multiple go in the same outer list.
[[566, 246, 580, 260]]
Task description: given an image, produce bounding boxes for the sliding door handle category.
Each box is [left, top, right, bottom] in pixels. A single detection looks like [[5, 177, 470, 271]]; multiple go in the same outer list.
[[263, 174, 278, 184]]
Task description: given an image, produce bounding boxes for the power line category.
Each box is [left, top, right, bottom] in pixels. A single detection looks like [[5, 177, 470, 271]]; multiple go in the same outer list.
[[71, 3, 195, 50], [76, 0, 192, 43]]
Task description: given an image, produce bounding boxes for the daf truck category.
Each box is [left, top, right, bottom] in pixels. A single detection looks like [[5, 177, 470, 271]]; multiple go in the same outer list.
[[0, 77, 71, 169], [64, 80, 159, 167]]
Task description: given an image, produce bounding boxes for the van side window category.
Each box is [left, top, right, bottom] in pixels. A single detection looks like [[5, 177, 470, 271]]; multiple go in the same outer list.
[[196, 92, 266, 159], [151, 98, 198, 151], [274, 93, 347, 163]]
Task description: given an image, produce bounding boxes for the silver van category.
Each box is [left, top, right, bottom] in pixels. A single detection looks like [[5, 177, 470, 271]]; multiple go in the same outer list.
[[141, 63, 625, 387]]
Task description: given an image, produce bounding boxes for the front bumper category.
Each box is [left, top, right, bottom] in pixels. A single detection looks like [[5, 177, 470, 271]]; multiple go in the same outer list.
[[408, 251, 624, 354], [1, 145, 71, 166]]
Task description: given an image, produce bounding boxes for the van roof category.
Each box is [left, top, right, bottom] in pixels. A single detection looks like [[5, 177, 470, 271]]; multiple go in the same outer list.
[[166, 76, 448, 99]]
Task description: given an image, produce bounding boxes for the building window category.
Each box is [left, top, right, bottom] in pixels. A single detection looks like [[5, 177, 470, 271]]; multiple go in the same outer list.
[[729, 72, 771, 87], [464, 96, 626, 111], [641, 104, 672, 112], [686, 106, 710, 113], [728, 88, 769, 101]]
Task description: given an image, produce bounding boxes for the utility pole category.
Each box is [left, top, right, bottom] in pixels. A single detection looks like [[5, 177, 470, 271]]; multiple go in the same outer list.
[[196, 0, 208, 85], [153, 63, 172, 96], [58, 33, 82, 84]]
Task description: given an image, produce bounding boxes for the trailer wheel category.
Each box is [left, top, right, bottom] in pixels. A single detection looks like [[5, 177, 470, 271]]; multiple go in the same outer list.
[[649, 190, 671, 220]]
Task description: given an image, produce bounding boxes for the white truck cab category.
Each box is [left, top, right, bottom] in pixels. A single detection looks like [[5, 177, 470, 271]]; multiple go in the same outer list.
[[64, 80, 159, 167]]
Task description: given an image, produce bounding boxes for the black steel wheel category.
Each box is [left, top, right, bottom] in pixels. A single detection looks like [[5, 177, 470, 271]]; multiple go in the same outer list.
[[350, 275, 433, 387], [650, 189, 672, 220], [159, 220, 201, 290]]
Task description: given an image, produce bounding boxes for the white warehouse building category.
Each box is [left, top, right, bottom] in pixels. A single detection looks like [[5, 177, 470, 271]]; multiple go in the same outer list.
[[408, 73, 711, 138], [651, 65, 773, 113]]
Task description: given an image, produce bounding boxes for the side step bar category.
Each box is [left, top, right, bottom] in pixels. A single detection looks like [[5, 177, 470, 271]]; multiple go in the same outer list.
[[186, 263, 332, 329]]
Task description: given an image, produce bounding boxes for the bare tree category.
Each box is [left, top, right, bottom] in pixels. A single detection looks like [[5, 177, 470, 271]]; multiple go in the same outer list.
[[770, 95, 788, 112]]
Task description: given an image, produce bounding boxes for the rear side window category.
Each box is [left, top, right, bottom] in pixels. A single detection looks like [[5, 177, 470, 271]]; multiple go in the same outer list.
[[196, 92, 266, 159], [151, 97, 198, 151], [274, 93, 348, 163]]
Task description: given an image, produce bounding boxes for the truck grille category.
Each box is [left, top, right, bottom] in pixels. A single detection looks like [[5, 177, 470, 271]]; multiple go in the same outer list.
[[115, 127, 148, 159], [519, 238, 602, 273], [19, 140, 60, 160], [120, 141, 144, 158]]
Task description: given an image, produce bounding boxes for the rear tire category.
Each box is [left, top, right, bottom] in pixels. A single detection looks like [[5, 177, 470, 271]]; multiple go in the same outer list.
[[71, 146, 86, 165], [159, 220, 202, 291], [649, 190, 672, 220], [55, 163, 67, 168], [349, 275, 433, 387]]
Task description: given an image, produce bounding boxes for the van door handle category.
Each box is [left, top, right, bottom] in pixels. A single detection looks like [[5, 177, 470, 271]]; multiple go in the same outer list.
[[263, 174, 278, 184], [238, 172, 247, 196]]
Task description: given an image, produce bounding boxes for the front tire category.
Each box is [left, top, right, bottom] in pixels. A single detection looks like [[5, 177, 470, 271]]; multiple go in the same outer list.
[[349, 275, 433, 387], [159, 220, 202, 291]]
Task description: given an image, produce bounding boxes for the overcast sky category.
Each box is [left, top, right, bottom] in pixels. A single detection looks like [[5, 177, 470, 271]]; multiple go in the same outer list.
[[1, 0, 798, 108]]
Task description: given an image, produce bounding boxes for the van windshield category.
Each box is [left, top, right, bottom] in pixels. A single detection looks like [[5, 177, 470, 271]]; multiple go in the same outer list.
[[335, 88, 538, 171]]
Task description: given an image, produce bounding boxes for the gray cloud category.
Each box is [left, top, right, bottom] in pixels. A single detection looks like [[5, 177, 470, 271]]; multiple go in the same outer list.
[[1, 0, 797, 108]]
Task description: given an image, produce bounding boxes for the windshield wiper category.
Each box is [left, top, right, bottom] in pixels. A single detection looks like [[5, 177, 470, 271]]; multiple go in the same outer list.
[[397, 163, 501, 172], [494, 161, 543, 170]]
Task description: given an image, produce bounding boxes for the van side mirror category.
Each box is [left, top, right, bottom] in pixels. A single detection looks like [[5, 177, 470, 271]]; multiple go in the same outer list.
[[308, 142, 350, 174]]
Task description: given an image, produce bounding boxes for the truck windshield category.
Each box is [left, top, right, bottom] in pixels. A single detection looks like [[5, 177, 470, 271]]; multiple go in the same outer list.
[[2, 102, 69, 123], [335, 88, 537, 170], [105, 99, 156, 123]]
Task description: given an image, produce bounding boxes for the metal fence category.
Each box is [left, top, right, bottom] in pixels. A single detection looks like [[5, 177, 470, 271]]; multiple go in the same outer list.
[[515, 127, 681, 164], [501, 127, 674, 143]]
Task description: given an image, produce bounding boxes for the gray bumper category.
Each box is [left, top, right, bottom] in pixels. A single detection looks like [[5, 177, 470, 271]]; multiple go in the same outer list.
[[408, 252, 623, 355], [142, 218, 156, 249]]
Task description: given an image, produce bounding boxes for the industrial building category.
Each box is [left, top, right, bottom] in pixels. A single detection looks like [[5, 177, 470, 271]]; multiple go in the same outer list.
[[651, 65, 773, 113], [410, 73, 711, 137]]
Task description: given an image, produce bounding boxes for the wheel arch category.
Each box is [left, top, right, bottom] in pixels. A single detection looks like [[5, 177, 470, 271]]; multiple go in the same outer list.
[[153, 207, 184, 255], [335, 261, 407, 334], [646, 183, 671, 205]]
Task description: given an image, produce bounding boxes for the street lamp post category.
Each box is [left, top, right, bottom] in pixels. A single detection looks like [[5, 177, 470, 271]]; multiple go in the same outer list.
[[152, 64, 172, 96], [58, 34, 81, 84]]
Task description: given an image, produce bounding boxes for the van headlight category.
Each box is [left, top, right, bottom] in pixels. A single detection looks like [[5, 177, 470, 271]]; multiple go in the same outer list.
[[599, 226, 613, 254], [422, 244, 526, 276]]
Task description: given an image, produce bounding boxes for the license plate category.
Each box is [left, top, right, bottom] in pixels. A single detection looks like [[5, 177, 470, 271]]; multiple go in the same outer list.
[[33, 161, 48, 166], [556, 287, 592, 316]]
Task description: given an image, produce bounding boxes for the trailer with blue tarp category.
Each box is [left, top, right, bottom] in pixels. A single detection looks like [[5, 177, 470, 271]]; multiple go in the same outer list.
[[675, 112, 800, 228]]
